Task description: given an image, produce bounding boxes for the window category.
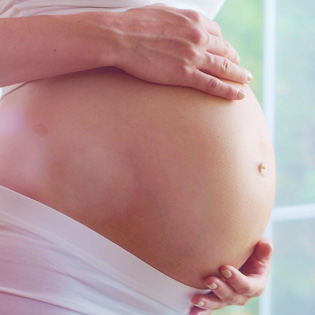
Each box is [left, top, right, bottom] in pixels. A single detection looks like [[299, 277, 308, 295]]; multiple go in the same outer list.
[[215, 0, 315, 314]]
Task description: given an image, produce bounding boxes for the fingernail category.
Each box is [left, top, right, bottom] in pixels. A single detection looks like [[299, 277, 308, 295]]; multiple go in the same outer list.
[[266, 243, 274, 258], [236, 55, 241, 64], [237, 89, 245, 100], [221, 270, 232, 279], [247, 71, 253, 82], [207, 283, 218, 290], [195, 300, 206, 308]]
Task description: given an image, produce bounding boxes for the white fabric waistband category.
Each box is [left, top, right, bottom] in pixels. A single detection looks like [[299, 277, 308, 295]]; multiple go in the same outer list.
[[0, 185, 209, 314]]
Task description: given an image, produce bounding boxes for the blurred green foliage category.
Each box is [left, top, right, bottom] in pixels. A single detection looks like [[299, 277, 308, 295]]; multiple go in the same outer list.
[[274, 0, 315, 206], [215, 0, 264, 104]]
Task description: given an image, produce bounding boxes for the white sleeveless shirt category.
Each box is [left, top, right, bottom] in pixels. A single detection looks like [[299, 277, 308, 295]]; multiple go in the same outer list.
[[0, 0, 224, 19]]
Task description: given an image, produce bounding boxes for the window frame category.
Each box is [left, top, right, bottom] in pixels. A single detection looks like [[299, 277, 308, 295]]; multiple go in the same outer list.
[[260, 1, 315, 314]]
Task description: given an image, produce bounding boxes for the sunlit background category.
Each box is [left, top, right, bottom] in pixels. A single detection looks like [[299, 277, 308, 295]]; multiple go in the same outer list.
[[215, 0, 315, 314]]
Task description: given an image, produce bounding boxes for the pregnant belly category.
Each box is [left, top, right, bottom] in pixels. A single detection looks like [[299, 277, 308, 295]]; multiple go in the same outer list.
[[0, 67, 276, 288]]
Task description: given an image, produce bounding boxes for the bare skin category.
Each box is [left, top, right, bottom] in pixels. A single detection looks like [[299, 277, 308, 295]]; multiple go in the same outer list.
[[0, 4, 275, 311], [0, 5, 250, 99], [0, 67, 276, 288], [190, 237, 274, 314]]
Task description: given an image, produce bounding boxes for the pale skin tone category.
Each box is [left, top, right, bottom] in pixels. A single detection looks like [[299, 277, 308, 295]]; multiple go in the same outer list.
[[0, 4, 251, 98], [190, 237, 273, 314], [0, 4, 273, 313]]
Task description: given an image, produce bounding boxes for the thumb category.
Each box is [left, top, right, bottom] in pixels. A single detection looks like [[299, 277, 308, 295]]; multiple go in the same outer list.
[[253, 237, 274, 262]]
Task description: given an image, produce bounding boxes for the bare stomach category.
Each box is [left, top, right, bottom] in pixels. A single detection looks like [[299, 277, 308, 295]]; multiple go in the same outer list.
[[0, 67, 275, 288]]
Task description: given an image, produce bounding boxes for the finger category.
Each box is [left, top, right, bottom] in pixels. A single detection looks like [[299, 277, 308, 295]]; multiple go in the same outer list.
[[206, 35, 240, 65], [203, 277, 250, 306], [252, 237, 274, 262], [188, 70, 246, 100], [191, 293, 227, 313], [218, 240, 273, 297], [201, 53, 252, 84], [219, 263, 270, 297], [217, 266, 258, 296], [189, 305, 213, 315], [240, 239, 273, 276]]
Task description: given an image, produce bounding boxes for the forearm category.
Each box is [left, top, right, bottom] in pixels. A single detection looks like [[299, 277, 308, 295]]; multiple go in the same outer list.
[[0, 12, 119, 87], [0, 5, 250, 99]]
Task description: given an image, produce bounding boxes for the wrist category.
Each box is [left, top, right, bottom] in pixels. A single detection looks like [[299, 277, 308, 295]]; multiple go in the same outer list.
[[89, 11, 126, 69]]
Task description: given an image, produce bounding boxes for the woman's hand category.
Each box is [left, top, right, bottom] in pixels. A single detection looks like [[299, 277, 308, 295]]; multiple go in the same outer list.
[[114, 4, 252, 100], [1, 5, 250, 100], [189, 237, 273, 314]]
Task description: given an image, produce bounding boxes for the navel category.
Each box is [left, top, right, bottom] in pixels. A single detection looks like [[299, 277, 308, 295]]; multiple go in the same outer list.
[[258, 162, 267, 175]]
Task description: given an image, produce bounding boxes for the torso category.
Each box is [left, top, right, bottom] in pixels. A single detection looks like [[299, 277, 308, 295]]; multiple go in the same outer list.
[[0, 67, 275, 288]]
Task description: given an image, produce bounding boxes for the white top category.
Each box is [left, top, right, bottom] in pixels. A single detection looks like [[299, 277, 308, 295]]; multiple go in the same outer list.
[[0, 0, 224, 18], [0, 0, 224, 97]]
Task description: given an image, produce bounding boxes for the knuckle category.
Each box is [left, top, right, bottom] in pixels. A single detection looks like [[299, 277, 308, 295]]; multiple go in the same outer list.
[[189, 47, 200, 60], [222, 58, 232, 74], [188, 27, 207, 45], [206, 53, 215, 67], [179, 64, 193, 79], [206, 77, 219, 92], [223, 295, 238, 306], [237, 283, 252, 296], [184, 9, 202, 23], [182, 45, 200, 62], [225, 85, 236, 99], [190, 28, 203, 44], [223, 39, 231, 52]]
